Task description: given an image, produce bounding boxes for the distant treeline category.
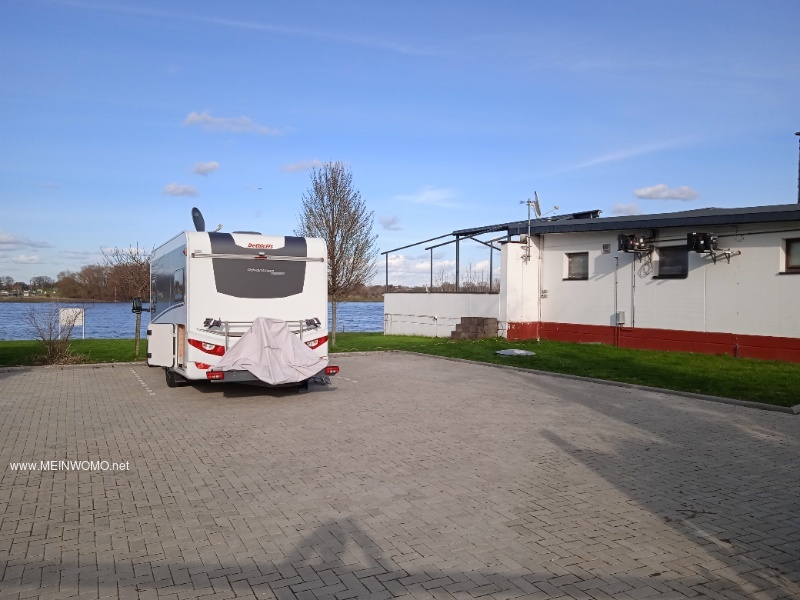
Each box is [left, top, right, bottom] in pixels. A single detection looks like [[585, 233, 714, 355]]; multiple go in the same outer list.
[[2, 268, 388, 302], [2, 248, 149, 301]]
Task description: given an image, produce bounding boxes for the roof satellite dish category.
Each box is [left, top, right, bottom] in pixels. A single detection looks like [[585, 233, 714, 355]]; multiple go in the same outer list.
[[533, 191, 542, 218], [191, 207, 205, 232]]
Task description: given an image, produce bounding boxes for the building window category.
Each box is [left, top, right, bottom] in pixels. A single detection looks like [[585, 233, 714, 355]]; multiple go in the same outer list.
[[787, 239, 800, 272], [565, 252, 589, 280], [656, 246, 688, 278]]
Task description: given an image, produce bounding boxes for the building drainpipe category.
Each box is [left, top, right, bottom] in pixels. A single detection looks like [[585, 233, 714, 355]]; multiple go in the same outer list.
[[614, 256, 619, 347], [537, 235, 544, 342], [631, 257, 636, 329]]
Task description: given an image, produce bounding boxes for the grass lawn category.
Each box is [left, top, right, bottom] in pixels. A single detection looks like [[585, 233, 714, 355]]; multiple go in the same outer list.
[[331, 333, 800, 408], [0, 339, 147, 367], [1, 334, 797, 408]]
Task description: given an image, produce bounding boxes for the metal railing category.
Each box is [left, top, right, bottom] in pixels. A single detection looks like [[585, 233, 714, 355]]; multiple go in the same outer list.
[[199, 318, 322, 349]]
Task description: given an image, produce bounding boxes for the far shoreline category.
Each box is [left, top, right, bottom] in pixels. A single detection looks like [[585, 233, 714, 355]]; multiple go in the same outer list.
[[0, 297, 116, 304], [0, 296, 384, 304]]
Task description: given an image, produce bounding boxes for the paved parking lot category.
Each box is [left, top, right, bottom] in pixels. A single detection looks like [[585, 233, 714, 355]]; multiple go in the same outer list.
[[1, 353, 798, 600]]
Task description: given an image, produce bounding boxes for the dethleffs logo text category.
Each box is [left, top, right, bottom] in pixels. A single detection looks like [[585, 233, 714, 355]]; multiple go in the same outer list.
[[247, 242, 274, 249]]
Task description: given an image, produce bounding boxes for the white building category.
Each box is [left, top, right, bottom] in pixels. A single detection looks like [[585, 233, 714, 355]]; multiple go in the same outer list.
[[384, 204, 800, 362]]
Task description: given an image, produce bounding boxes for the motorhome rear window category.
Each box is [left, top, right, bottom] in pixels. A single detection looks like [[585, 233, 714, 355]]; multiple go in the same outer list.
[[209, 233, 308, 298]]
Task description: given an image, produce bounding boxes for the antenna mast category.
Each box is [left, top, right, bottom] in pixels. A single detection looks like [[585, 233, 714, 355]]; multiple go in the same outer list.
[[519, 192, 542, 263]]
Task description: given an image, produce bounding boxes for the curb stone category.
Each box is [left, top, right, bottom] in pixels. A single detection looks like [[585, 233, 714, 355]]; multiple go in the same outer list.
[[0, 361, 148, 374], [335, 350, 800, 415]]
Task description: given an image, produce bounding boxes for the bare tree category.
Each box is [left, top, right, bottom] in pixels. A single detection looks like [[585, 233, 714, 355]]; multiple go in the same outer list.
[[77, 265, 110, 298], [30, 275, 55, 296], [103, 245, 151, 298], [103, 244, 152, 355], [55, 270, 81, 299], [433, 266, 455, 292], [24, 303, 81, 363], [295, 161, 378, 346]]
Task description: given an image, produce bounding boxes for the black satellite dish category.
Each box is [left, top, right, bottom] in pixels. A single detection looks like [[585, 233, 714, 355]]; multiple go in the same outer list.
[[191, 207, 205, 232]]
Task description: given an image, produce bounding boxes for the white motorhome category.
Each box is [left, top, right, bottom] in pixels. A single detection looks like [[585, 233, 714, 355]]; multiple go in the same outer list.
[[144, 228, 337, 389]]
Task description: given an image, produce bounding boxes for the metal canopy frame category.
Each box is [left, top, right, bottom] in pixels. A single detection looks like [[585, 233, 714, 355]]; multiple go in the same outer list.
[[423, 233, 506, 293], [380, 209, 604, 292], [381, 226, 510, 292]]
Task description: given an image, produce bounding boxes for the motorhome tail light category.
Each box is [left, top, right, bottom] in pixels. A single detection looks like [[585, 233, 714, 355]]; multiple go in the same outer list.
[[305, 335, 328, 349], [188, 338, 226, 356], [206, 371, 224, 381], [194, 362, 211, 370], [324, 366, 339, 376]]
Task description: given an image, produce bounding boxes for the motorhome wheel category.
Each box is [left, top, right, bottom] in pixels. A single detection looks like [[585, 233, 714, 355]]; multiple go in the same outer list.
[[165, 368, 187, 388]]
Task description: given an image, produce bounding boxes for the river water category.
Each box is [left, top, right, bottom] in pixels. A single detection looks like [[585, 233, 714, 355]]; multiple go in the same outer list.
[[0, 301, 384, 340]]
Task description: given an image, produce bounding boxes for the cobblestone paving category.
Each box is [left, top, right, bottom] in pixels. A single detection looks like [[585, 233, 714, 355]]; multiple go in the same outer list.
[[1, 354, 798, 599]]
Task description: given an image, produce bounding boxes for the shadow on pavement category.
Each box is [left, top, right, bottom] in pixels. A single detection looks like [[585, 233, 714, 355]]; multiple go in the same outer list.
[[6, 516, 789, 599], [528, 374, 800, 599]]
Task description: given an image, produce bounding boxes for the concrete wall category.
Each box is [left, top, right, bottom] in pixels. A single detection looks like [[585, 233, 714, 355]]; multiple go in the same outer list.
[[384, 293, 500, 337], [499, 240, 540, 339]]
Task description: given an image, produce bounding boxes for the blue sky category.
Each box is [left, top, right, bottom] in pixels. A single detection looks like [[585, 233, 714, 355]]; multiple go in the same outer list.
[[2, 0, 799, 286]]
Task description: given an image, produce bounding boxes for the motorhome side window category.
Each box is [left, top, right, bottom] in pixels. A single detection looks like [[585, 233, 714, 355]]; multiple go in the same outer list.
[[657, 246, 688, 278], [173, 269, 185, 302], [150, 274, 158, 313], [150, 245, 187, 318], [565, 252, 589, 280], [786, 239, 800, 272]]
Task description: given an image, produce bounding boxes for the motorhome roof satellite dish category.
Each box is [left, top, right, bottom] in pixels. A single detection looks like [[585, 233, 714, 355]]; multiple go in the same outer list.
[[191, 207, 206, 232]]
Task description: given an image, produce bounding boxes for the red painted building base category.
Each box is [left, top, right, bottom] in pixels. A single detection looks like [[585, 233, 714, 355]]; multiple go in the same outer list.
[[506, 321, 800, 363]]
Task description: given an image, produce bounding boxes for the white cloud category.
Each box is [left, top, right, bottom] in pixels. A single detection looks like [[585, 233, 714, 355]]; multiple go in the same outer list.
[[192, 161, 219, 176], [413, 260, 433, 272], [611, 203, 641, 216], [385, 253, 459, 285], [0, 230, 51, 250], [387, 254, 409, 269], [61, 250, 102, 261], [163, 183, 198, 197], [379, 216, 402, 231], [184, 110, 281, 135], [395, 186, 458, 208], [634, 184, 698, 201], [13, 254, 41, 264], [281, 159, 323, 173], [551, 137, 697, 175]]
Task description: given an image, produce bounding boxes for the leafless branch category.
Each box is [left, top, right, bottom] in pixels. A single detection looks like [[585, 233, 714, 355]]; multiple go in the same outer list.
[[295, 162, 378, 345]]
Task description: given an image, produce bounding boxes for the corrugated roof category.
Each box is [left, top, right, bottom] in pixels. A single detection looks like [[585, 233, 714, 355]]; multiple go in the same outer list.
[[453, 204, 800, 237]]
